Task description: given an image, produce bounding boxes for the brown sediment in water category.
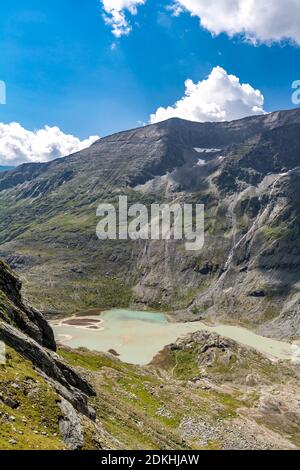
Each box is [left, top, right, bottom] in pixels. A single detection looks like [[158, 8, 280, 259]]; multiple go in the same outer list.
[[52, 315, 104, 331], [75, 308, 107, 317], [63, 318, 101, 326]]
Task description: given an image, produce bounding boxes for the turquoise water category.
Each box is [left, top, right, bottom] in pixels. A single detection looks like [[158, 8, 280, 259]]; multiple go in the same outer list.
[[102, 309, 167, 324], [52, 308, 295, 365]]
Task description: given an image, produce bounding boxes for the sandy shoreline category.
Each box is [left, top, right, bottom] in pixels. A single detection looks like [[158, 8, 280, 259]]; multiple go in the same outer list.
[[51, 314, 105, 331]]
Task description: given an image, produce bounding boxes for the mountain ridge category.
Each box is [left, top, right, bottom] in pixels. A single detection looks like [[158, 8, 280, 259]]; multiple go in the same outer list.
[[0, 108, 300, 338], [2, 107, 300, 185], [1, 109, 300, 449]]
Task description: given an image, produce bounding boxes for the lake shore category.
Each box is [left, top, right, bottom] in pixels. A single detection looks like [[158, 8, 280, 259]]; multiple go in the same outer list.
[[51, 308, 298, 366]]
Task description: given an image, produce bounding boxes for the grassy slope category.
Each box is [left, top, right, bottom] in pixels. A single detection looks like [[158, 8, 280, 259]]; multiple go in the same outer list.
[[0, 347, 65, 450], [1, 338, 300, 450], [59, 345, 300, 450], [59, 348, 241, 450]]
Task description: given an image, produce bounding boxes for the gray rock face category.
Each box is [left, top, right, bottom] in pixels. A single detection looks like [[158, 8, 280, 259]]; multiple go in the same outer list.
[[0, 321, 96, 417], [1, 109, 300, 336], [59, 398, 84, 450], [0, 260, 55, 350], [0, 260, 96, 421]]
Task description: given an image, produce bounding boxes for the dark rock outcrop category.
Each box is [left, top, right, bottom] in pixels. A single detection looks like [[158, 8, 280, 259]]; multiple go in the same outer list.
[[0, 260, 96, 419], [0, 260, 55, 350]]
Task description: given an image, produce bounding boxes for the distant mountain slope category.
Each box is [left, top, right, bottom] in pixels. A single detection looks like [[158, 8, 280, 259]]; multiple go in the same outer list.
[[0, 165, 15, 172], [0, 109, 300, 338]]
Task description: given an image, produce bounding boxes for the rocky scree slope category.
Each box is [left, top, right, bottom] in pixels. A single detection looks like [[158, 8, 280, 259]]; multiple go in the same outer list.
[[0, 110, 300, 337]]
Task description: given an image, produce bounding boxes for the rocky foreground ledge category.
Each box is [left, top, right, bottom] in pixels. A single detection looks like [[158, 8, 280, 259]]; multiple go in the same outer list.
[[0, 259, 96, 449]]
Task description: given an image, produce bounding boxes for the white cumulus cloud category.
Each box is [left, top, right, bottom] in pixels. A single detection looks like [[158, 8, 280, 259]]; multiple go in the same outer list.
[[150, 66, 266, 124], [173, 0, 300, 45], [0, 122, 99, 167], [101, 0, 145, 37]]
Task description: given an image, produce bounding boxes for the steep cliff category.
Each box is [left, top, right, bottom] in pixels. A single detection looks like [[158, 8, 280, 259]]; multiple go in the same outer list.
[[0, 260, 55, 350], [0, 260, 96, 449]]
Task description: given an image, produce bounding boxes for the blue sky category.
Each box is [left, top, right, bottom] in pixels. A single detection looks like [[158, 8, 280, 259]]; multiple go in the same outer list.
[[0, 0, 299, 165]]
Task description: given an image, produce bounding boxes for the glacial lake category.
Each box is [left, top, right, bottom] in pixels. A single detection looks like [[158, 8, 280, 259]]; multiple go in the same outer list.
[[51, 308, 296, 365]]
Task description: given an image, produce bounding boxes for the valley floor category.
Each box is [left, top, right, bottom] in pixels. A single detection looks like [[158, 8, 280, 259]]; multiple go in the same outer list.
[[1, 331, 300, 450]]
